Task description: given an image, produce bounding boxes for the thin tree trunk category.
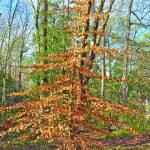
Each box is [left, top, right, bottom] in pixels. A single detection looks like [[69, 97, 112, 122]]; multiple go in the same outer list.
[[18, 51, 23, 91], [1, 0, 20, 105], [35, 12, 40, 53], [41, 0, 48, 84], [2, 69, 7, 105], [84, 0, 115, 85], [28, 0, 41, 52], [101, 37, 106, 100], [35, 6, 41, 86], [122, 0, 133, 106]]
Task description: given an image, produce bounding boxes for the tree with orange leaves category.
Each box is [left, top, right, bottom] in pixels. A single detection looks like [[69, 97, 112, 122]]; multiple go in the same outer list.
[[0, 0, 142, 149]]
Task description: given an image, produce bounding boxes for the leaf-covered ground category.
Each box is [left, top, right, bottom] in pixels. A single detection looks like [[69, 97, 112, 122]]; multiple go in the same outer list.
[[102, 133, 150, 149], [0, 133, 150, 149]]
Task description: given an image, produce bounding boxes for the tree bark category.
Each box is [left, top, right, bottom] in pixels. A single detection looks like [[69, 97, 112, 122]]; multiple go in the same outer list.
[[79, 0, 92, 87], [84, 0, 115, 85], [122, 0, 133, 106], [101, 37, 106, 100], [41, 0, 48, 84]]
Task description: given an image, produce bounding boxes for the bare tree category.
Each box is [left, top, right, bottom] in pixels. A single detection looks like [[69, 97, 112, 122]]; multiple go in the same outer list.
[[27, 0, 41, 52], [0, 0, 32, 105], [17, 2, 33, 91], [1, 0, 20, 105]]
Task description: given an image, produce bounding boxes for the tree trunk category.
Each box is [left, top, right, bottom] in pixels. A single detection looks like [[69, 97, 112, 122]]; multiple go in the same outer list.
[[101, 37, 106, 100], [84, 0, 114, 85], [1, 0, 20, 105], [2, 68, 7, 105], [79, 0, 92, 88], [122, 0, 133, 106], [41, 0, 48, 84], [18, 51, 23, 91], [34, 12, 40, 53]]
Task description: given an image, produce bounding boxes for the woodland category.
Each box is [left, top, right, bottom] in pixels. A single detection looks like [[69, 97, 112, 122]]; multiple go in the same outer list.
[[0, 0, 150, 149]]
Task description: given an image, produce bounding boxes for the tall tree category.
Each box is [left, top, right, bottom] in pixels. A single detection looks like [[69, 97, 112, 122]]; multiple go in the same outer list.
[[122, 0, 133, 106], [27, 0, 41, 53], [0, 0, 32, 105], [0, 2, 140, 149], [41, 0, 48, 84], [1, 0, 20, 105], [18, 3, 33, 91], [101, 37, 106, 100]]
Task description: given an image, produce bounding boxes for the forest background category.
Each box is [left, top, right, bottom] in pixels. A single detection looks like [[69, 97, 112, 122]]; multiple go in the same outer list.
[[0, 0, 150, 149]]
